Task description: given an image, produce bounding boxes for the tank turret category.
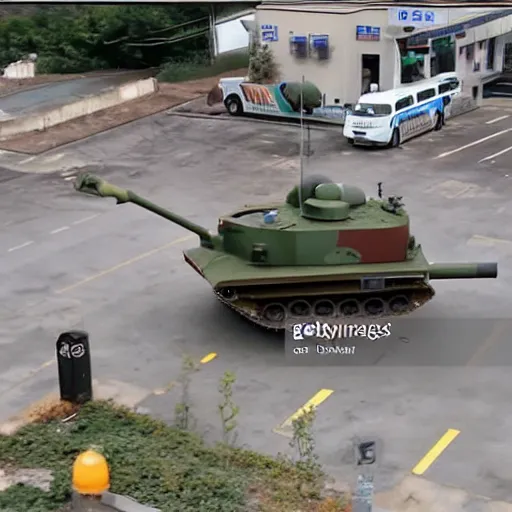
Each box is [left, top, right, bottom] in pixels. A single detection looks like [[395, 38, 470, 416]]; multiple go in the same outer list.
[[74, 173, 498, 330]]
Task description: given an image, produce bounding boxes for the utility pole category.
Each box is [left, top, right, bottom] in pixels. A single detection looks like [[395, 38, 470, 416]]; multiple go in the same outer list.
[[208, 5, 217, 65]]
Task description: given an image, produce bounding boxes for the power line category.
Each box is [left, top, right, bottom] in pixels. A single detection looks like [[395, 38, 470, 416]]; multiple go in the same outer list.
[[104, 16, 209, 45], [125, 28, 209, 47]]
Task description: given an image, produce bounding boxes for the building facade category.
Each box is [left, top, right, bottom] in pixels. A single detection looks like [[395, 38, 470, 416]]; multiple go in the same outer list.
[[256, 3, 512, 105]]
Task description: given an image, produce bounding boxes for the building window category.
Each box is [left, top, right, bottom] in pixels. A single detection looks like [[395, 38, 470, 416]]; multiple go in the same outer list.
[[430, 36, 455, 77], [487, 37, 496, 70]]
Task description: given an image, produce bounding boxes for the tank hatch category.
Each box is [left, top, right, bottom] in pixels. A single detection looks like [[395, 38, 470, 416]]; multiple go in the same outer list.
[[301, 183, 366, 221]]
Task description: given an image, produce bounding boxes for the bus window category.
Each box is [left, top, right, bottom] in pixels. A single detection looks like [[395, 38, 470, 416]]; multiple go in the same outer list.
[[352, 103, 392, 116], [439, 79, 459, 94], [417, 88, 436, 102], [395, 96, 414, 112]]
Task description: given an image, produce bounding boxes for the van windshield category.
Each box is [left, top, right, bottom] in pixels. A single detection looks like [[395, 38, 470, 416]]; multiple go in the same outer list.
[[352, 103, 392, 116]]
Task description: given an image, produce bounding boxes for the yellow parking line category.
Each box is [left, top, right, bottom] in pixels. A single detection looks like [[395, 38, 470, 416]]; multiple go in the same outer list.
[[55, 235, 193, 294], [412, 428, 460, 475], [200, 352, 217, 364], [274, 389, 334, 437]]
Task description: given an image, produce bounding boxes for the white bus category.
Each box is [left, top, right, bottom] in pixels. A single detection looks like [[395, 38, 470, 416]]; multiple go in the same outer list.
[[343, 73, 461, 148]]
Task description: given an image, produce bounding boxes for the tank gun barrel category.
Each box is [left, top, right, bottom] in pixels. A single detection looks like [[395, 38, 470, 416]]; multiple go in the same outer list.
[[74, 174, 213, 245], [428, 262, 497, 280]]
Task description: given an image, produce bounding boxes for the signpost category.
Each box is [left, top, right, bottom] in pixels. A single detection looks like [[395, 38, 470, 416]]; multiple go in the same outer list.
[[352, 440, 378, 512]]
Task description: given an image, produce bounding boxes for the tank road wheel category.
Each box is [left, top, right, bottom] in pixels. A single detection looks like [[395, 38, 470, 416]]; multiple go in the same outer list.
[[262, 303, 287, 324], [388, 295, 410, 314], [313, 299, 336, 318], [363, 298, 386, 316], [225, 95, 243, 116], [338, 299, 360, 317], [289, 299, 312, 318], [219, 288, 238, 302]]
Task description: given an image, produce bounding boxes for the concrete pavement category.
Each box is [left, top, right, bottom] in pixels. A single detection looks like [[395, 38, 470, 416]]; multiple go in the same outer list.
[[0, 103, 512, 509]]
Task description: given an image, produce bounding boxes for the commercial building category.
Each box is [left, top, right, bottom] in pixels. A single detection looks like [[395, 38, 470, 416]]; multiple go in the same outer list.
[[256, 3, 512, 105]]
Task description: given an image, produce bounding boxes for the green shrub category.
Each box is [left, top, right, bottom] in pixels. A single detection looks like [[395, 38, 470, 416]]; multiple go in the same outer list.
[[0, 400, 349, 512], [157, 50, 248, 83]]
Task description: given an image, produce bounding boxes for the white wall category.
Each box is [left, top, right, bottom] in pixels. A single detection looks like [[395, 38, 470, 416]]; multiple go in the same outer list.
[[257, 7, 396, 105], [454, 15, 512, 87], [3, 60, 35, 79], [496, 30, 512, 72], [215, 14, 254, 55]]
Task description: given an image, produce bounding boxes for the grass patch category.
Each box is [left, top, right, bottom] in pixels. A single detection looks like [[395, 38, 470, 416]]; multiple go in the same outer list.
[[0, 400, 350, 512], [157, 51, 248, 83]]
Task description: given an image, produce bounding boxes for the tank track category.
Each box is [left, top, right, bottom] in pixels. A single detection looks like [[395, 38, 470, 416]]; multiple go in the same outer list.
[[214, 287, 435, 331]]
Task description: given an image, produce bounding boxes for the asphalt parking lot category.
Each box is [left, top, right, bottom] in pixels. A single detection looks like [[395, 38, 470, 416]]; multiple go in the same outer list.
[[1, 102, 512, 506]]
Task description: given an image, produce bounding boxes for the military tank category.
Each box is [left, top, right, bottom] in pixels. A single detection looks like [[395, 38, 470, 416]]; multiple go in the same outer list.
[[74, 173, 498, 330]]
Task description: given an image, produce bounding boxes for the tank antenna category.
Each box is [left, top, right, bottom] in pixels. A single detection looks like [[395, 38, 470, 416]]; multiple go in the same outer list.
[[298, 75, 305, 216]]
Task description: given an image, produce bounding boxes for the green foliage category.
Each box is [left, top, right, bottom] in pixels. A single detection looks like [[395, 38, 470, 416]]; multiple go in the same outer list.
[[217, 371, 240, 445], [282, 81, 323, 112], [0, 401, 341, 511], [290, 406, 322, 475], [247, 30, 279, 84], [157, 50, 248, 83], [0, 5, 213, 73], [174, 354, 199, 431]]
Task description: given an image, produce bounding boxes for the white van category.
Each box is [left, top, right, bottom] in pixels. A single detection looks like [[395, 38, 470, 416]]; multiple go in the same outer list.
[[343, 73, 461, 147]]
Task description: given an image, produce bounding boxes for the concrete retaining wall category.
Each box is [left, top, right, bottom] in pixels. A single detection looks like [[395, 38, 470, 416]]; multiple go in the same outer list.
[[0, 77, 157, 140], [3, 60, 35, 79]]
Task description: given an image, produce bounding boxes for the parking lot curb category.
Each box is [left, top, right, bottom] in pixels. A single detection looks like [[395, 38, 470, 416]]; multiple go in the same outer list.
[[166, 110, 339, 131]]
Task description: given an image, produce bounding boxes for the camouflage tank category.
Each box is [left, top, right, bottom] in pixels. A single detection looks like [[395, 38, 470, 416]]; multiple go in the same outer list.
[[74, 174, 498, 330]]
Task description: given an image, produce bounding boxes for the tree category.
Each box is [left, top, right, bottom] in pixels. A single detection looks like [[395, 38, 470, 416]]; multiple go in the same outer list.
[[247, 30, 278, 84]]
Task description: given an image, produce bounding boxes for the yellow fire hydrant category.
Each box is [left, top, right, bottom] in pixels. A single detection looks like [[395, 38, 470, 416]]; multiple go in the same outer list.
[[72, 449, 110, 496]]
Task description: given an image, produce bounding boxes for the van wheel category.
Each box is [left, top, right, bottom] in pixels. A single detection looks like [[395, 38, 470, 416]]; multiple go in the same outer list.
[[347, 138, 354, 145], [390, 128, 400, 148], [225, 96, 243, 116], [434, 112, 443, 131]]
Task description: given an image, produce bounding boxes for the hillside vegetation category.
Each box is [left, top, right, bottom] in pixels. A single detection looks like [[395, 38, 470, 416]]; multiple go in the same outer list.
[[0, 5, 252, 75]]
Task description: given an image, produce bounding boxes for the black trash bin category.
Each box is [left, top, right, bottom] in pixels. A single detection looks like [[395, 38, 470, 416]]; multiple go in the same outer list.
[[56, 331, 92, 404]]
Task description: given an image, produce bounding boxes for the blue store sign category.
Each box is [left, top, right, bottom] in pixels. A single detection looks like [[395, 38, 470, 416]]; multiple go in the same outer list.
[[388, 8, 448, 28], [261, 24, 278, 42], [356, 26, 380, 42]]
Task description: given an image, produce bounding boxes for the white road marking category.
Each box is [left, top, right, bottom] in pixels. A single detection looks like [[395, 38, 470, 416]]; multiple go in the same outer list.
[[479, 145, 512, 163], [72, 214, 99, 225], [19, 156, 36, 164], [44, 153, 65, 163], [485, 115, 510, 125], [50, 226, 70, 235], [435, 128, 512, 159], [8, 241, 34, 252], [64, 176, 76, 181]]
